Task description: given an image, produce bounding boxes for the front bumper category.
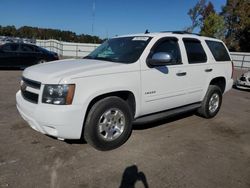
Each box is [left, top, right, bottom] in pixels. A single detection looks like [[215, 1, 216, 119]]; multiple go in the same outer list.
[[16, 90, 85, 139], [235, 80, 250, 90]]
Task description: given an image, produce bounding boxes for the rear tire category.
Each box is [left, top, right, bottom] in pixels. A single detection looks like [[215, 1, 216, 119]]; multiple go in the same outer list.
[[197, 85, 222, 118], [84, 96, 133, 151]]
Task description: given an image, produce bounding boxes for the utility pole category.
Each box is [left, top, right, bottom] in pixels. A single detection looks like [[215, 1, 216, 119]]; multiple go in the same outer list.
[[92, 0, 96, 43], [106, 29, 109, 40]]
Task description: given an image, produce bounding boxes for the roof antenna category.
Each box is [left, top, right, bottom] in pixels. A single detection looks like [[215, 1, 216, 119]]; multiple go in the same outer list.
[[145, 29, 149, 34]]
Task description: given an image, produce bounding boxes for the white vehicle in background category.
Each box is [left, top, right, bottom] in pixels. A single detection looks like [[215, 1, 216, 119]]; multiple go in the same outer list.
[[235, 71, 250, 90], [16, 31, 234, 151]]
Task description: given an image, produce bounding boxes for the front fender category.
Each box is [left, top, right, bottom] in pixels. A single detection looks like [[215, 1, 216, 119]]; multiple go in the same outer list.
[[71, 71, 141, 118]]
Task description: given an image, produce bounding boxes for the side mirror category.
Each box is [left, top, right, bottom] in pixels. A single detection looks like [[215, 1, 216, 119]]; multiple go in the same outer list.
[[147, 52, 172, 67]]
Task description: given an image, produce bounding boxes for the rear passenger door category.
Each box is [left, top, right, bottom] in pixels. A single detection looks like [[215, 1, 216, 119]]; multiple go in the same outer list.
[[181, 38, 210, 102]]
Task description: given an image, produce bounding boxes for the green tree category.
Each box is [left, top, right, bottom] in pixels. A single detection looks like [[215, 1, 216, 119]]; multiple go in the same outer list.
[[0, 25, 103, 43], [222, 0, 250, 51], [239, 27, 250, 52], [200, 13, 226, 39], [201, 1, 215, 21], [186, 0, 206, 32], [0, 25, 16, 36]]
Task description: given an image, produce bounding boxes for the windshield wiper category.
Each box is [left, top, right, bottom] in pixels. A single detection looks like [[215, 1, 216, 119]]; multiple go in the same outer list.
[[83, 56, 93, 59], [84, 56, 128, 63], [94, 57, 118, 62]]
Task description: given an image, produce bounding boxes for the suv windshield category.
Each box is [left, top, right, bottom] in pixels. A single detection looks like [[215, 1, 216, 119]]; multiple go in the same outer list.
[[84, 36, 152, 63]]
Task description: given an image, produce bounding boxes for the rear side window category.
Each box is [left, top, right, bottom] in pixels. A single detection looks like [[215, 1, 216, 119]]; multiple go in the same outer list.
[[2, 43, 19, 52], [34, 46, 42, 53], [205, 40, 230, 61], [20, 44, 34, 52], [183, 38, 207, 64]]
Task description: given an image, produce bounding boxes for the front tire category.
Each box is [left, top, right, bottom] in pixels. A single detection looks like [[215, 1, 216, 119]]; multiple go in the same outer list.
[[37, 59, 46, 64], [197, 85, 222, 118], [84, 97, 133, 151]]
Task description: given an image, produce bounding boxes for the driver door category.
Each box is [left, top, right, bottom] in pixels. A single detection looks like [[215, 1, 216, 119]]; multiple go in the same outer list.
[[140, 37, 190, 115]]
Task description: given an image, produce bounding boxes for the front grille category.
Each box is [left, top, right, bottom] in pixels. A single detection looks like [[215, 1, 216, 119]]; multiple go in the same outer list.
[[22, 77, 41, 89], [238, 84, 250, 88], [21, 77, 41, 104], [21, 90, 39, 104]]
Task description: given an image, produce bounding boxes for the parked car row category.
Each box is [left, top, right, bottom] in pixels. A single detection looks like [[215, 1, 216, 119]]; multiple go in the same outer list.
[[0, 36, 36, 45], [0, 42, 59, 68]]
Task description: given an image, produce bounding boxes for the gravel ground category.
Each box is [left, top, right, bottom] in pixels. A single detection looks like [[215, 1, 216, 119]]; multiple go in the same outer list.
[[0, 69, 249, 188]]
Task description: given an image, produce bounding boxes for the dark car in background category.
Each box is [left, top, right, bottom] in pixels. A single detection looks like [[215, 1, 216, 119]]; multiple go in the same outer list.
[[0, 43, 59, 68]]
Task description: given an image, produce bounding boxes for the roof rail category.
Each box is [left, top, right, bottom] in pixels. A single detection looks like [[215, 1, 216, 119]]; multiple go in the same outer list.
[[161, 31, 202, 36]]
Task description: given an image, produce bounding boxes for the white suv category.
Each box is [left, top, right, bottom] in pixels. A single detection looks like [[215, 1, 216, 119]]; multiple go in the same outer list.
[[16, 31, 234, 150]]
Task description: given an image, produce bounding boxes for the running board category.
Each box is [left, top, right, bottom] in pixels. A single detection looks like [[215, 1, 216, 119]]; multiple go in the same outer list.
[[134, 103, 201, 124]]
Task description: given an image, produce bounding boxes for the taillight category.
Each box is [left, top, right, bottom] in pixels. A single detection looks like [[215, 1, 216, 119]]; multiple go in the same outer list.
[[231, 61, 234, 79]]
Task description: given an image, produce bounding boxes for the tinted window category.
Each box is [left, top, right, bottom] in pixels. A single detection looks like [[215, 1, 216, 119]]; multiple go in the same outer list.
[[2, 43, 19, 52], [152, 38, 181, 64], [183, 38, 207, 64], [34, 46, 42, 53], [20, 44, 34, 52], [205, 40, 230, 61], [37, 46, 49, 53]]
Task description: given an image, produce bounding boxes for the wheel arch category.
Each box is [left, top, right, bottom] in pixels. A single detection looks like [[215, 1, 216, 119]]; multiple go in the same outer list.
[[82, 90, 136, 126], [209, 76, 226, 93], [87, 90, 136, 116], [79, 90, 136, 139]]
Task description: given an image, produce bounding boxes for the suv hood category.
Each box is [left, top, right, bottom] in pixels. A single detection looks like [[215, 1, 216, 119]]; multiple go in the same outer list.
[[23, 59, 136, 84]]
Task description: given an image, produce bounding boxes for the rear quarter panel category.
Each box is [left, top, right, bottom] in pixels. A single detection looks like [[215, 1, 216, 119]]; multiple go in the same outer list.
[[201, 38, 233, 98]]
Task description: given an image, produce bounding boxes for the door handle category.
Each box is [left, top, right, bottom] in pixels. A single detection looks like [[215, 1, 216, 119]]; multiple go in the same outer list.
[[176, 72, 187, 76], [205, 68, 213, 72]]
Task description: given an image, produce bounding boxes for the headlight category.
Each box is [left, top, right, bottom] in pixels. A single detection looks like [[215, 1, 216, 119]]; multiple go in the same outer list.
[[42, 84, 75, 105]]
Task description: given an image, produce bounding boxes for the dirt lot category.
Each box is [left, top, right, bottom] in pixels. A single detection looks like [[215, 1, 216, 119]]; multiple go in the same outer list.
[[0, 70, 249, 188]]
